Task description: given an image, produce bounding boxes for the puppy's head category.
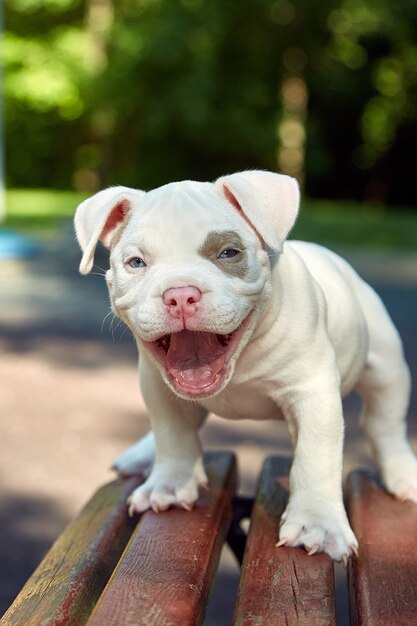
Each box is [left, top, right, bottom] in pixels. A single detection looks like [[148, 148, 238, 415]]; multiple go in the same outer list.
[[74, 171, 299, 399]]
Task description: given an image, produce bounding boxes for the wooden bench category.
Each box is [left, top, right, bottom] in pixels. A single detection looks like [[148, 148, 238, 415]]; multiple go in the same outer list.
[[1, 452, 417, 625]]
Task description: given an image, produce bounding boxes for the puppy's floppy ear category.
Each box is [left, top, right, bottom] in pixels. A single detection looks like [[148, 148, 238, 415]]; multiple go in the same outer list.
[[74, 186, 145, 274], [214, 170, 300, 251]]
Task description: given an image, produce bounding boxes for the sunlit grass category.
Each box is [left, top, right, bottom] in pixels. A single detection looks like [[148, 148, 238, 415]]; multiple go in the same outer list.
[[2, 189, 417, 250], [293, 199, 417, 250], [3, 189, 88, 233]]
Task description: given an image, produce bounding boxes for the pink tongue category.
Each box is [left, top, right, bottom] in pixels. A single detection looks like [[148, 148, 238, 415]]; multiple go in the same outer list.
[[166, 331, 225, 389]]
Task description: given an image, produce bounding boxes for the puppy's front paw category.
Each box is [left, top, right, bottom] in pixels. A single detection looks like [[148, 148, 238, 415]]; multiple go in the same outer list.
[[127, 458, 208, 516], [277, 499, 358, 564]]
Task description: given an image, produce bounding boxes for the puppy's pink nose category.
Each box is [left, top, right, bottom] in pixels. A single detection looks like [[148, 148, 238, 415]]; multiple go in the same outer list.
[[163, 286, 202, 321]]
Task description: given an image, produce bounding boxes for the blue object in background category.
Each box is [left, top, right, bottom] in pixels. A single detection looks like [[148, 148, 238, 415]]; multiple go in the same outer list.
[[0, 229, 40, 260]]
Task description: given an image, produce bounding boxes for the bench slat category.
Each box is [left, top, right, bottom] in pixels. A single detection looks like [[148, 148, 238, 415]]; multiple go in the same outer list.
[[0, 476, 142, 626], [85, 451, 236, 626], [347, 470, 417, 626], [233, 457, 336, 626]]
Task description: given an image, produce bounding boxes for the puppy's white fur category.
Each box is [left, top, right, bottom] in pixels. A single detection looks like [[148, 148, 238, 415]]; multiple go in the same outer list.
[[75, 171, 417, 562]]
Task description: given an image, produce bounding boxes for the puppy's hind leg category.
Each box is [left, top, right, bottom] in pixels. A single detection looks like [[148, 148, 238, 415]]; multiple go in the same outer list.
[[112, 411, 208, 478], [356, 285, 417, 503], [112, 431, 156, 477]]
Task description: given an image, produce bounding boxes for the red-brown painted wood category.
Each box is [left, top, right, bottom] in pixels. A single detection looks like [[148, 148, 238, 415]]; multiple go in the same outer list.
[[0, 477, 142, 626], [233, 457, 336, 626], [347, 470, 417, 626], [86, 451, 236, 626]]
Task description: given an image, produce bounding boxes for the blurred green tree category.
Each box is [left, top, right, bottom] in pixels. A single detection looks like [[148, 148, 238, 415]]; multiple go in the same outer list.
[[3, 0, 417, 206], [306, 0, 417, 205]]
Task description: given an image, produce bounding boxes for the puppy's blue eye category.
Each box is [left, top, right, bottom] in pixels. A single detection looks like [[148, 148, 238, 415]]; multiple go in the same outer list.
[[128, 257, 146, 269], [218, 248, 240, 259]]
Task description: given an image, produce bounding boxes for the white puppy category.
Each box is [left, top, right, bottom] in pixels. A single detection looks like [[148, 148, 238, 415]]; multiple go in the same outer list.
[[74, 170, 417, 562]]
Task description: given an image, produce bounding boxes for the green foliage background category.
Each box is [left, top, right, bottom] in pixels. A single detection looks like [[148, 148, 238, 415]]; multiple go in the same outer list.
[[4, 0, 417, 207]]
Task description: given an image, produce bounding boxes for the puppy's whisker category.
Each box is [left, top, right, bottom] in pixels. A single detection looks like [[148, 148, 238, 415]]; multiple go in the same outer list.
[[110, 318, 119, 338], [109, 316, 122, 342], [101, 311, 114, 334], [119, 325, 131, 342]]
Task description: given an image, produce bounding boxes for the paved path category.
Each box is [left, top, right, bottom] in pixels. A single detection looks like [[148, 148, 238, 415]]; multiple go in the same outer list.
[[1, 227, 416, 623]]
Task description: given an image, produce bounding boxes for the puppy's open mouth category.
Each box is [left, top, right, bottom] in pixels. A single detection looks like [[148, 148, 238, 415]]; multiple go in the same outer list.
[[144, 320, 249, 397]]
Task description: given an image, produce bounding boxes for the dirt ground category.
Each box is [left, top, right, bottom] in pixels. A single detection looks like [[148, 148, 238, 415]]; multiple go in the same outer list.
[[1, 228, 416, 624]]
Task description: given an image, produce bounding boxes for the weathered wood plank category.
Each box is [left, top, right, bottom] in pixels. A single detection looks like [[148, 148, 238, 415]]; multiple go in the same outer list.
[[233, 457, 336, 626], [0, 476, 142, 626], [347, 470, 417, 626], [86, 451, 236, 626]]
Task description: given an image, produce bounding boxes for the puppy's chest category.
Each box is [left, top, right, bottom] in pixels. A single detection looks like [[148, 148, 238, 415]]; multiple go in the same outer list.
[[201, 382, 282, 421]]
